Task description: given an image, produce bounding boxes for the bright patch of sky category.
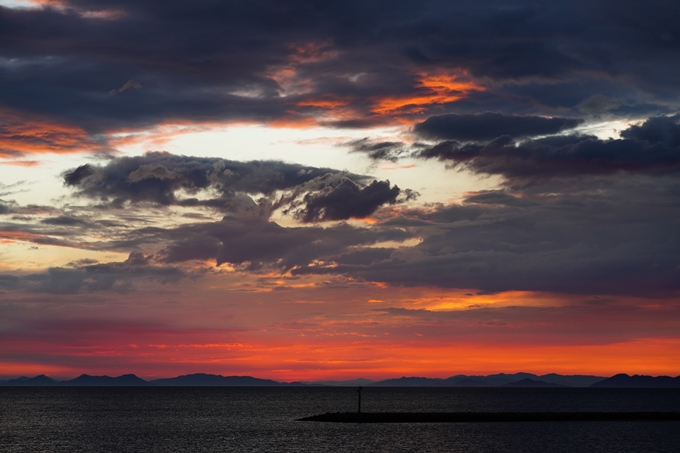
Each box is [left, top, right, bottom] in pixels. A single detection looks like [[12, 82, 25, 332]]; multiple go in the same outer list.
[[0, 0, 41, 8], [113, 124, 502, 205], [0, 119, 635, 210]]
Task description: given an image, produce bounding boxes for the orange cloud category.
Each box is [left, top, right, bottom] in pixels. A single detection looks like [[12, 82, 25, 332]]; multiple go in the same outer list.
[[284, 71, 485, 128], [0, 230, 52, 244], [298, 96, 352, 109], [0, 109, 103, 156], [380, 164, 418, 171], [372, 71, 485, 115], [267, 116, 320, 129], [0, 160, 42, 167]]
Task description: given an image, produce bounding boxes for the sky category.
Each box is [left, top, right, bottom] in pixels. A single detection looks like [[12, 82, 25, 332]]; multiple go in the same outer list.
[[1, 0, 679, 381]]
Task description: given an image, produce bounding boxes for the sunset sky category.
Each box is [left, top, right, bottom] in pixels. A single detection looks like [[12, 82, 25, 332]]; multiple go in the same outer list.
[[1, 0, 679, 381]]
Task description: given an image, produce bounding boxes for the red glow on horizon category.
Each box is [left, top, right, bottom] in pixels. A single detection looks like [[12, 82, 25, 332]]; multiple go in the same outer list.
[[3, 323, 679, 381]]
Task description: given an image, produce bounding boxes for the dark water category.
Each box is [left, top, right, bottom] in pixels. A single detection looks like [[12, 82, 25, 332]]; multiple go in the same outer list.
[[1, 387, 679, 452]]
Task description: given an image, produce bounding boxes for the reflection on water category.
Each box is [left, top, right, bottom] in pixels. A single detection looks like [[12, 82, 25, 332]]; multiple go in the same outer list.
[[1, 387, 679, 452]]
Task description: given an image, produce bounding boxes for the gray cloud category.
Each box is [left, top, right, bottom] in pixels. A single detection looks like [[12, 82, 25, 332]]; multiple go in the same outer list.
[[346, 138, 411, 162], [2, 0, 680, 151], [621, 114, 680, 146], [40, 215, 94, 227], [63, 152, 408, 221], [109, 79, 142, 96], [141, 216, 413, 271], [292, 173, 680, 296], [416, 115, 680, 180], [414, 113, 583, 142], [293, 179, 412, 223], [0, 252, 187, 294], [5, 145, 680, 298]]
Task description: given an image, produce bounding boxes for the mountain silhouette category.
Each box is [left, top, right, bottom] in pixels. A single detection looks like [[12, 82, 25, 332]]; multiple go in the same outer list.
[[591, 374, 680, 388], [445, 378, 490, 387], [3, 374, 59, 386], [149, 373, 283, 386], [371, 376, 446, 387], [503, 378, 566, 388], [64, 374, 150, 386], [309, 378, 376, 387]]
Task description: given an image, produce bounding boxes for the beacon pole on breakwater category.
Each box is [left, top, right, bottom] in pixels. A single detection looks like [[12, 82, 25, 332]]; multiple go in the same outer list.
[[357, 386, 362, 413]]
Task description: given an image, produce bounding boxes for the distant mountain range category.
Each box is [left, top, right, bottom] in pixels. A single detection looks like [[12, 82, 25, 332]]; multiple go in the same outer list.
[[1, 372, 679, 388], [365, 373, 605, 388], [591, 374, 680, 388], [0, 373, 300, 387]]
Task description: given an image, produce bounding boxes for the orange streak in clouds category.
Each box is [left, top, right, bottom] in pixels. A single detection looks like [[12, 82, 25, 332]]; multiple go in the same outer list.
[[0, 160, 42, 167], [0, 230, 52, 243], [372, 71, 485, 115], [267, 116, 320, 129], [0, 109, 101, 156], [298, 97, 352, 109]]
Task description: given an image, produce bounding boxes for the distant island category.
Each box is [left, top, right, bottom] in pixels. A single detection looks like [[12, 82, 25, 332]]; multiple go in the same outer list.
[[1, 372, 679, 388]]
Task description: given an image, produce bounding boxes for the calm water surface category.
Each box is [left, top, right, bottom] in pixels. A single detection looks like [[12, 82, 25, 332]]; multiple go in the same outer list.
[[1, 387, 679, 452]]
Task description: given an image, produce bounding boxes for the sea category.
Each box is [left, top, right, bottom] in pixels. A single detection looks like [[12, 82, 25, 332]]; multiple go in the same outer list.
[[1, 387, 679, 452]]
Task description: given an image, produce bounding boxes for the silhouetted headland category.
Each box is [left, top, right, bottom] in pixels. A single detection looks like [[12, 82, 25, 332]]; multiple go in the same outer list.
[[299, 412, 680, 423], [66, 374, 150, 386], [149, 373, 285, 386]]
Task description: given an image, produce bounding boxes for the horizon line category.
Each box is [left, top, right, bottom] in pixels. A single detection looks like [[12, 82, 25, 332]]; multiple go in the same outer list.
[[5, 371, 680, 383]]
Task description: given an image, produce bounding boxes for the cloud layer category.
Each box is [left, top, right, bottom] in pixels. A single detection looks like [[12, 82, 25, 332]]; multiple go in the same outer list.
[[416, 115, 680, 180], [2, 0, 680, 154], [414, 113, 583, 142], [63, 152, 410, 222], [2, 0, 680, 378]]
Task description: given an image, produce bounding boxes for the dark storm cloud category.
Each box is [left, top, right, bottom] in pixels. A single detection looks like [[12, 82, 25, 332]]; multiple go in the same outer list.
[[6, 152, 680, 297], [293, 179, 411, 223], [2, 0, 680, 149], [128, 216, 412, 271], [0, 203, 412, 273], [417, 116, 680, 180], [292, 173, 680, 296], [0, 252, 186, 294], [63, 152, 407, 221], [0, 151, 416, 277], [2, 0, 679, 299], [621, 114, 680, 146], [414, 113, 583, 141]]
